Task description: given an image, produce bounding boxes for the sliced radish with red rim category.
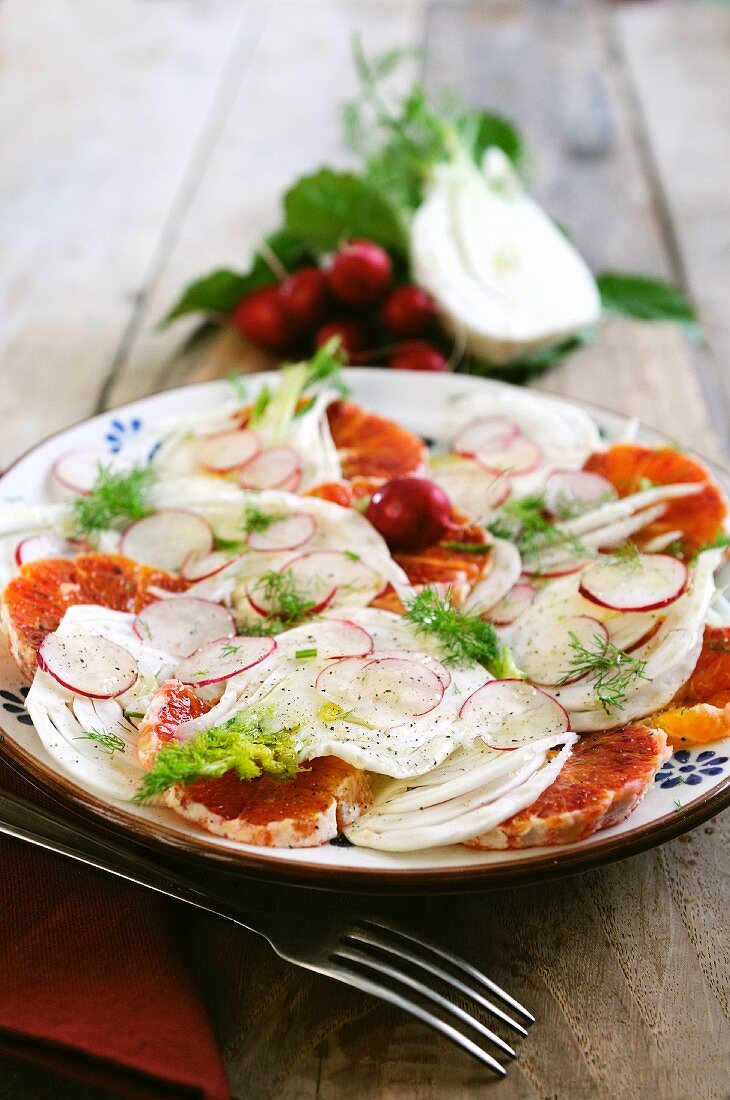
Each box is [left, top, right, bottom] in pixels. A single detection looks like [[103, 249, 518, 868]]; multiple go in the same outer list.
[[248, 513, 316, 552], [487, 583, 536, 626], [38, 633, 138, 699], [15, 534, 86, 567], [284, 619, 374, 660], [250, 550, 380, 616], [181, 550, 243, 582], [120, 510, 213, 572], [362, 648, 452, 692], [451, 417, 519, 457], [521, 544, 594, 578], [458, 679, 570, 750], [133, 598, 235, 657], [515, 615, 608, 686], [175, 635, 277, 687], [475, 436, 543, 477], [544, 469, 617, 517], [315, 655, 445, 724], [239, 446, 302, 491], [247, 559, 336, 618], [51, 449, 126, 495], [196, 428, 261, 473], [579, 553, 688, 612]]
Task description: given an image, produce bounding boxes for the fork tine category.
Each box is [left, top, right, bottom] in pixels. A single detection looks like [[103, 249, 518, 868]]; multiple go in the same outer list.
[[327, 958, 507, 1077], [359, 916, 535, 1023], [333, 946, 516, 1061], [344, 926, 527, 1036]]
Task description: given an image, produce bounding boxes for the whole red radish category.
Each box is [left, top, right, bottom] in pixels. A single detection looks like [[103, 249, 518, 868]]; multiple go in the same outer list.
[[388, 340, 448, 373], [366, 476, 455, 552], [381, 285, 436, 337], [315, 318, 370, 363], [329, 239, 393, 305], [232, 286, 292, 351], [279, 267, 330, 330]]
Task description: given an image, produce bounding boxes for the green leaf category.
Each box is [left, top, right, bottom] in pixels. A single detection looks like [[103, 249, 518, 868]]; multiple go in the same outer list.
[[283, 168, 408, 254], [162, 229, 311, 324], [456, 109, 523, 169], [596, 272, 702, 340]]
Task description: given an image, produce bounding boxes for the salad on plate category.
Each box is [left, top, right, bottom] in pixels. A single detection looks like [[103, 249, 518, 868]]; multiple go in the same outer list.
[[1, 345, 729, 858]]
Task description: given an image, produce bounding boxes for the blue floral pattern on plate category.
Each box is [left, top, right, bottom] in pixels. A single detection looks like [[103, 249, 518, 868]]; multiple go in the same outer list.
[[105, 416, 143, 454], [0, 687, 32, 726], [655, 748, 729, 789]]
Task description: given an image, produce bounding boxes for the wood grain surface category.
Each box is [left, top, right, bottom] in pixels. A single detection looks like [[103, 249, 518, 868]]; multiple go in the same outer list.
[[0, 2, 728, 1098]]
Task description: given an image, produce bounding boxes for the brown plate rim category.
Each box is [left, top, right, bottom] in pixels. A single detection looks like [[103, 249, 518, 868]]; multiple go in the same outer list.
[[1, 373, 729, 892]]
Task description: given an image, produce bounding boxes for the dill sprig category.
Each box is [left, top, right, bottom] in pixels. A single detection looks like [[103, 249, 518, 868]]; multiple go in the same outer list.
[[72, 463, 155, 536], [243, 504, 285, 535], [606, 541, 642, 569], [557, 631, 649, 715], [250, 568, 317, 626], [74, 730, 127, 756], [487, 493, 586, 562], [133, 707, 299, 803], [405, 586, 522, 677]]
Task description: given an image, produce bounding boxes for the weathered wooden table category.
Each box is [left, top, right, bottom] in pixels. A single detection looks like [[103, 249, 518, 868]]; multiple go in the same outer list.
[[1, 2, 728, 1097]]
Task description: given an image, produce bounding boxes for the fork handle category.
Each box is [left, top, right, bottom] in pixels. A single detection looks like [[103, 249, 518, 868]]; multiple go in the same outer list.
[[0, 787, 248, 930]]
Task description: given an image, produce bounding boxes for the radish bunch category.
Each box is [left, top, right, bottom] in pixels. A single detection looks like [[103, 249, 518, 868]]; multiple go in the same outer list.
[[231, 238, 448, 372]]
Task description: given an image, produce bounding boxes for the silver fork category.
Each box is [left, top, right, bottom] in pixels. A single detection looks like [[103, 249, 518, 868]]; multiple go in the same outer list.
[[0, 789, 534, 1077]]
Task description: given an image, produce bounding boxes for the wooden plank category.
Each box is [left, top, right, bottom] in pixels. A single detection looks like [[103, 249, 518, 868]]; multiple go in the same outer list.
[[617, 1, 730, 447], [100, 0, 425, 409], [0, 0, 257, 467]]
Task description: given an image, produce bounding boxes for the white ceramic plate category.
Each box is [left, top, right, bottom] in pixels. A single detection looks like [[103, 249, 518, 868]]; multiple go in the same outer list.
[[1, 369, 728, 890]]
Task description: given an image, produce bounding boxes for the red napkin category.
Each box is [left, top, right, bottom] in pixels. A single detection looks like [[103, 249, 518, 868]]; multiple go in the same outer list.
[[0, 757, 231, 1099]]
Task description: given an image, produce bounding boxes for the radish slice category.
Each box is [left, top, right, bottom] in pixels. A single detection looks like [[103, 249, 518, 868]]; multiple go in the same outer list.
[[247, 561, 336, 618], [248, 513, 316, 552], [239, 446, 302, 490], [431, 460, 510, 519], [133, 598, 235, 657], [51, 449, 124, 495], [38, 632, 138, 699], [458, 679, 570, 750], [283, 619, 374, 660], [521, 544, 593, 578], [579, 553, 688, 612], [15, 534, 85, 566], [451, 417, 519, 457], [362, 648, 452, 692], [249, 550, 379, 616], [515, 615, 608, 686], [181, 550, 243, 582], [488, 583, 536, 626], [316, 655, 445, 723], [475, 435, 543, 476], [544, 469, 616, 518], [196, 428, 261, 473], [175, 636, 277, 687], [277, 470, 303, 493], [120, 510, 213, 572]]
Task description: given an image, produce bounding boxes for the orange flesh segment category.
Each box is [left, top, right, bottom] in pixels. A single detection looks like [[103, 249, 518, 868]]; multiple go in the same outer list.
[[584, 443, 727, 556], [652, 626, 730, 747], [326, 400, 426, 481]]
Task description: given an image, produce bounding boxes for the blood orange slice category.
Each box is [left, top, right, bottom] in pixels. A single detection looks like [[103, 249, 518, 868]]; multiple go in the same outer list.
[[326, 400, 426, 482], [138, 680, 371, 847], [1, 553, 185, 680], [464, 724, 670, 849], [584, 443, 727, 557], [652, 625, 730, 747]]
